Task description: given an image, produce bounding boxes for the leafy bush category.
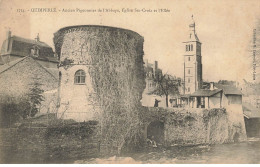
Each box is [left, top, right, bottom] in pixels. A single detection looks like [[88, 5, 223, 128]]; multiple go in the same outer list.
[[0, 100, 30, 127]]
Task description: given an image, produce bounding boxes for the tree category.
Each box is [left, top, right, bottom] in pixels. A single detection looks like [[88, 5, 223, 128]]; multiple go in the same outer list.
[[217, 80, 236, 86], [27, 76, 44, 117], [149, 74, 180, 107]]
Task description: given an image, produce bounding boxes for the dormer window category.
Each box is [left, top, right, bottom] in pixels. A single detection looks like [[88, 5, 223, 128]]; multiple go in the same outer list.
[[30, 48, 35, 55], [30, 46, 40, 57]]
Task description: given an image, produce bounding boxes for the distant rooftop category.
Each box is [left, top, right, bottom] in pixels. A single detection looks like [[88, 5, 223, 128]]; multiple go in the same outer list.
[[214, 83, 242, 95], [243, 102, 260, 118], [190, 89, 222, 97], [0, 34, 58, 63]]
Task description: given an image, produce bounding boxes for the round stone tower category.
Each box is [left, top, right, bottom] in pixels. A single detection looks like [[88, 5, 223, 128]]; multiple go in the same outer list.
[[54, 25, 145, 122]]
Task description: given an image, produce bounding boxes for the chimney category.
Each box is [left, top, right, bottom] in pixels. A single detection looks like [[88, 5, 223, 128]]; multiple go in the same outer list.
[[144, 59, 148, 67], [210, 82, 214, 90], [5, 29, 11, 52], [153, 61, 158, 72], [35, 33, 40, 42]]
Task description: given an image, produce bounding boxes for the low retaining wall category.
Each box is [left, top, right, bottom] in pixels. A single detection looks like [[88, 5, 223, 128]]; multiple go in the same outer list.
[[141, 106, 247, 146], [0, 122, 99, 163], [0, 106, 247, 163]]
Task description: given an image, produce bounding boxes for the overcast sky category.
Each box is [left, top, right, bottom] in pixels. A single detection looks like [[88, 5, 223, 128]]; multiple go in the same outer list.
[[0, 0, 260, 82]]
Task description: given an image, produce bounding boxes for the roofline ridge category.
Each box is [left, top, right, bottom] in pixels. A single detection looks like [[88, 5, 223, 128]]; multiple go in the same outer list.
[[12, 35, 51, 48], [0, 56, 28, 75], [31, 57, 59, 81], [0, 56, 58, 81]]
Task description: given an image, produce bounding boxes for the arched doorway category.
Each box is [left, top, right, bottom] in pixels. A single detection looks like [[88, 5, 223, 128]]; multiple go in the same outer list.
[[147, 121, 165, 144]]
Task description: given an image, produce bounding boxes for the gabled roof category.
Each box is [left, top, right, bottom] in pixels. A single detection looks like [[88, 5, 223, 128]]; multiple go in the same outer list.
[[214, 83, 242, 95], [190, 89, 222, 97], [44, 67, 59, 80], [0, 36, 58, 63], [0, 56, 27, 74], [0, 56, 58, 80]]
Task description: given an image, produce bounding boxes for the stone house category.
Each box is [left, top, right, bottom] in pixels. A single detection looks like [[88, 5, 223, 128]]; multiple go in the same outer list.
[[141, 60, 164, 107], [0, 30, 58, 68], [0, 56, 59, 114], [143, 59, 162, 93], [189, 82, 242, 109], [239, 80, 260, 137], [141, 60, 182, 108], [243, 102, 260, 137]]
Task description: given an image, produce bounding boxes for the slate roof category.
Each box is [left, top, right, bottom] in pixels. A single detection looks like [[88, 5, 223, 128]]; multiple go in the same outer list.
[[44, 68, 59, 80], [190, 89, 222, 97], [214, 83, 242, 95], [0, 36, 58, 63]]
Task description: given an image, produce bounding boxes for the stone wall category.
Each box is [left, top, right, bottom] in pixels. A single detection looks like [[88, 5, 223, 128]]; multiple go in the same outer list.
[[0, 57, 57, 98], [0, 57, 58, 114], [142, 107, 247, 146], [0, 122, 99, 163], [54, 25, 145, 122]]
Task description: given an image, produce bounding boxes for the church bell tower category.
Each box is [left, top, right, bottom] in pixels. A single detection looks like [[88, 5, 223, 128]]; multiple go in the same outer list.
[[183, 15, 202, 94]]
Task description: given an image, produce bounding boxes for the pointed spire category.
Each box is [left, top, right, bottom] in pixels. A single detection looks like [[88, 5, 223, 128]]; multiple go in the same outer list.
[[6, 27, 11, 39], [189, 15, 195, 31], [187, 15, 200, 42]]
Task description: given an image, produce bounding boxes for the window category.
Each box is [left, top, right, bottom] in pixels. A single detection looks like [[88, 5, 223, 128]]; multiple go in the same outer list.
[[30, 48, 35, 55], [201, 97, 205, 108], [188, 57, 190, 61], [30, 47, 40, 57], [187, 87, 190, 92], [188, 78, 190, 83], [191, 44, 193, 51], [186, 45, 188, 51], [188, 69, 190, 74], [74, 70, 86, 84]]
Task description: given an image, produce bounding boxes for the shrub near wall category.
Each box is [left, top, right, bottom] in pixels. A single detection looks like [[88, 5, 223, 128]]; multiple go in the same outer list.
[[0, 121, 99, 163]]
